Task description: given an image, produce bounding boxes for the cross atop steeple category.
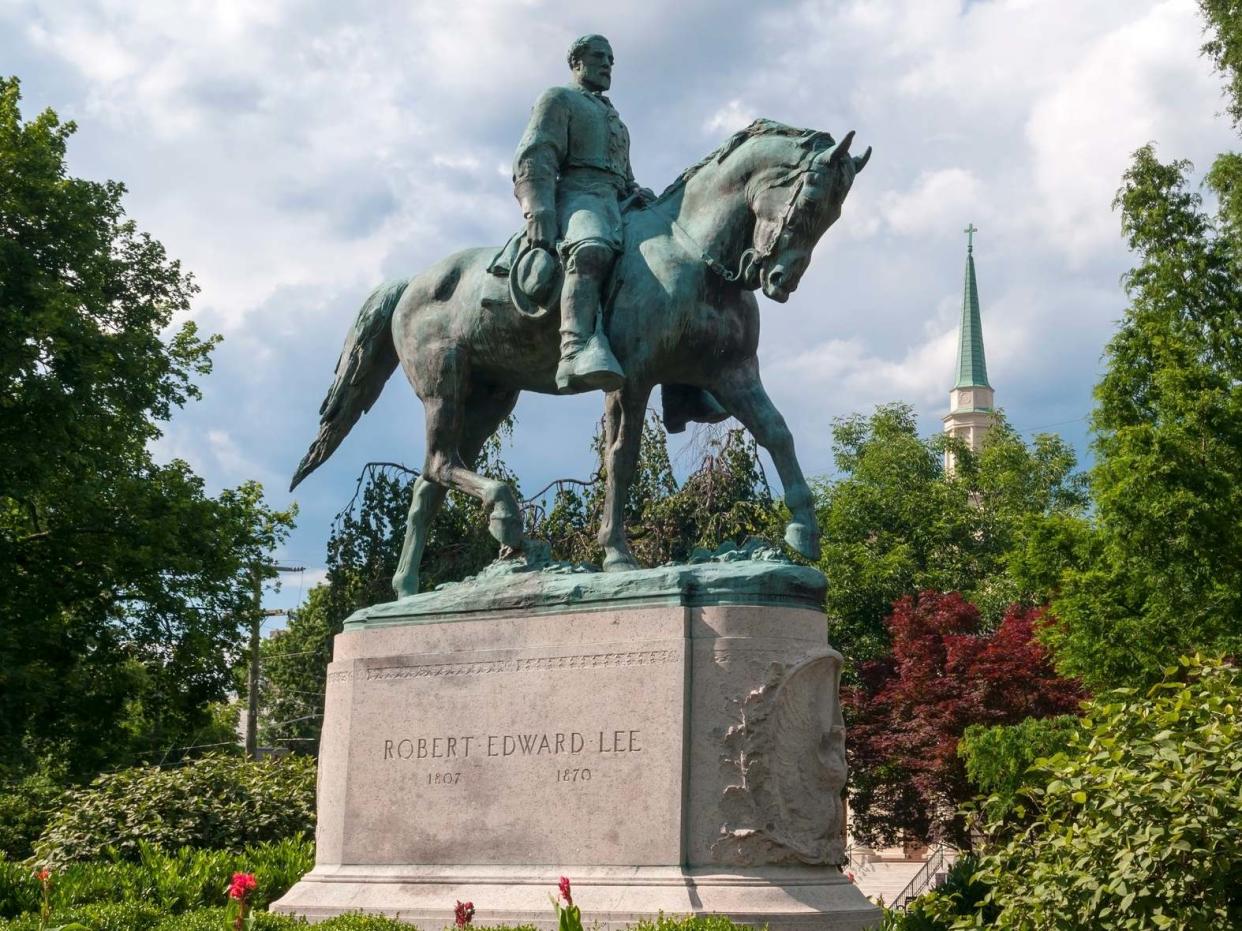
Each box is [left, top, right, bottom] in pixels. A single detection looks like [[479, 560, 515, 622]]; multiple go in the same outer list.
[[964, 223, 978, 253]]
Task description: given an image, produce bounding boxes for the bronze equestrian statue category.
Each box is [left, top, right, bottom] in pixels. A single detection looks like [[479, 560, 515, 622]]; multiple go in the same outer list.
[[291, 35, 870, 597]]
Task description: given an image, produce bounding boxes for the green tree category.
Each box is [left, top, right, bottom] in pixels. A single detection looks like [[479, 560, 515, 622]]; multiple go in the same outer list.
[[0, 78, 294, 778], [259, 585, 335, 752], [1046, 143, 1242, 690], [815, 404, 1087, 662], [957, 714, 1080, 834], [1200, 0, 1242, 129]]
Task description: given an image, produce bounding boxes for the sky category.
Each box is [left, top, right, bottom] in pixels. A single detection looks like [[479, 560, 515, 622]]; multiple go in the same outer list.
[[3, 0, 1237, 608]]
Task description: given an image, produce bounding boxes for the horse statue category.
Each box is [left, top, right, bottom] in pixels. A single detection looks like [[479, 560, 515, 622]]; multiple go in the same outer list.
[[291, 119, 870, 597]]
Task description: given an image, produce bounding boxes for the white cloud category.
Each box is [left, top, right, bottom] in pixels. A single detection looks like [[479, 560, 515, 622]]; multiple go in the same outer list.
[[1025, 0, 1233, 259], [703, 99, 758, 135], [880, 168, 984, 237]]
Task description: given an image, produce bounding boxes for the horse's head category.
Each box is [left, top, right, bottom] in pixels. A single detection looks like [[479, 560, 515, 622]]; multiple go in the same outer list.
[[746, 130, 870, 302]]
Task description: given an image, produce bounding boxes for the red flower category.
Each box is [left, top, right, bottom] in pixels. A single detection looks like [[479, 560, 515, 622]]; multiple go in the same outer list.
[[228, 872, 258, 901], [34, 869, 50, 883], [455, 900, 475, 927], [558, 876, 572, 906]]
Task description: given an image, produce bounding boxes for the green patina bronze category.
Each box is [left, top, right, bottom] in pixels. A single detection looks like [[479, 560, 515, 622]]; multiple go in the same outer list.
[[342, 540, 827, 628], [291, 36, 870, 600], [955, 223, 991, 391]]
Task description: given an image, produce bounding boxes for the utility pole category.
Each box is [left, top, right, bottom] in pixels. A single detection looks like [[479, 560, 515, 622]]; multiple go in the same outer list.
[[246, 562, 304, 760]]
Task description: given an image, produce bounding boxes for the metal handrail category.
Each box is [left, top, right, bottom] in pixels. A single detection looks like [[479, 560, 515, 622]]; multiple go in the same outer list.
[[895, 843, 950, 908]]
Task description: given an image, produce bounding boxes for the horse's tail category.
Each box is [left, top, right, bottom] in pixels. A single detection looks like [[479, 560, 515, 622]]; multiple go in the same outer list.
[[290, 278, 409, 491]]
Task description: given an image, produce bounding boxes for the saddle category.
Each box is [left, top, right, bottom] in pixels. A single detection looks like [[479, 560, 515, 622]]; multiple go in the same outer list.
[[483, 189, 646, 313]]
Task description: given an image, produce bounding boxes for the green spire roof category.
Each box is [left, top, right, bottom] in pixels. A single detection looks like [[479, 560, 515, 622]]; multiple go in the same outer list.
[[954, 223, 990, 389]]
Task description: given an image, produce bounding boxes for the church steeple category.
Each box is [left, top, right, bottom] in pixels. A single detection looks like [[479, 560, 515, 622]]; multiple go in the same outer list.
[[943, 224, 995, 469], [955, 223, 990, 390]]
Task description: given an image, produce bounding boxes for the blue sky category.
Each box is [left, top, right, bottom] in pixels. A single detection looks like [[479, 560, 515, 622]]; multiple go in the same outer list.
[[3, 0, 1236, 606]]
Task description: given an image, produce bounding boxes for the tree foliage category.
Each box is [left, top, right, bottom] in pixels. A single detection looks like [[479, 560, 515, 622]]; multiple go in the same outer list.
[[1046, 145, 1242, 691], [843, 592, 1085, 848], [0, 78, 294, 779], [816, 404, 1088, 662], [1201, 0, 1242, 130], [957, 714, 1079, 832], [946, 658, 1242, 930]]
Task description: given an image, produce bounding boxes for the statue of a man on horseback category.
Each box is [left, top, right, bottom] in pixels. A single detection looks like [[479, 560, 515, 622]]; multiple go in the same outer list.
[[290, 36, 871, 597], [511, 34, 641, 394]]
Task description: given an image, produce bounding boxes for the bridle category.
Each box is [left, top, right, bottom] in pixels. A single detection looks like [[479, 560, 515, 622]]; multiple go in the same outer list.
[[659, 144, 846, 288]]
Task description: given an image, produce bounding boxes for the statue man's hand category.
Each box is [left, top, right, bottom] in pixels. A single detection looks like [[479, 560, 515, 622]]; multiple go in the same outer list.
[[636, 186, 656, 203], [525, 209, 557, 250]]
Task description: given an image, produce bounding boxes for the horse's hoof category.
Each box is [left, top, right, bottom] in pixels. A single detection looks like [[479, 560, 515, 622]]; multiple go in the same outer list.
[[489, 514, 524, 549], [785, 522, 821, 561], [603, 551, 641, 572], [392, 574, 419, 599]]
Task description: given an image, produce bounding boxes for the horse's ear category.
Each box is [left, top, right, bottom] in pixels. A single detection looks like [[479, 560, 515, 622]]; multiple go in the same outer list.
[[830, 130, 855, 164], [853, 146, 872, 173]]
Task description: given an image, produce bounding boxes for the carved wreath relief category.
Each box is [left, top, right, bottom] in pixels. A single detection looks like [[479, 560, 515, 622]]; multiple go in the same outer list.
[[713, 651, 848, 866]]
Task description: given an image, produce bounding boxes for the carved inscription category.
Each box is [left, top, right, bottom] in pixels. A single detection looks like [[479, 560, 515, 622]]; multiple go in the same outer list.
[[383, 729, 642, 761]]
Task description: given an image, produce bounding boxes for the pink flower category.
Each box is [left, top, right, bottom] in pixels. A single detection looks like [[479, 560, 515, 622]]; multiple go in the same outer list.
[[455, 900, 475, 927], [558, 876, 572, 906], [846, 871, 856, 883], [228, 872, 257, 901]]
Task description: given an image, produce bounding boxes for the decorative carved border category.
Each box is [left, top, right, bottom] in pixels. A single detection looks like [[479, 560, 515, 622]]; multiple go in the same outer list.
[[363, 648, 681, 681]]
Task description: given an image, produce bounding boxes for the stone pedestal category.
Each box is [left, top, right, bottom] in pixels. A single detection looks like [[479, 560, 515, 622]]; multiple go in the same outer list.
[[273, 554, 879, 929]]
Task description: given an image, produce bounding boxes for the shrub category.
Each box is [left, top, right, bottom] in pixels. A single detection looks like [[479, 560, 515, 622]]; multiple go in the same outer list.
[[0, 772, 65, 860], [958, 656, 1242, 929], [0, 839, 312, 920], [878, 856, 994, 930], [151, 907, 307, 930], [0, 860, 39, 921], [35, 753, 315, 862], [317, 916, 421, 930], [0, 901, 164, 931]]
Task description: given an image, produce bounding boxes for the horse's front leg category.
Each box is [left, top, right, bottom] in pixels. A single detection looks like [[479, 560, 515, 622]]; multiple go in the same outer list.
[[711, 360, 820, 560], [597, 384, 651, 571]]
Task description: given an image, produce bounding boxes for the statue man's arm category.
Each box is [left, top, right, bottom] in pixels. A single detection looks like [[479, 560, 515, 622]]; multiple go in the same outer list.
[[623, 145, 655, 205], [513, 88, 569, 248]]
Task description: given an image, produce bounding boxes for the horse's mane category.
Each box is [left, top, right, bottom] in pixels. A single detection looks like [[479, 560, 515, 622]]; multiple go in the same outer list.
[[653, 119, 836, 205]]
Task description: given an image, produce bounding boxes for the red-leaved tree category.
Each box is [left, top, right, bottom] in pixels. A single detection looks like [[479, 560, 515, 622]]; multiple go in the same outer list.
[[843, 591, 1086, 848]]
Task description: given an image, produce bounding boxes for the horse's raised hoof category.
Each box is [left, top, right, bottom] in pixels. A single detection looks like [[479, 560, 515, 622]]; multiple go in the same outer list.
[[602, 550, 641, 572], [784, 521, 821, 561]]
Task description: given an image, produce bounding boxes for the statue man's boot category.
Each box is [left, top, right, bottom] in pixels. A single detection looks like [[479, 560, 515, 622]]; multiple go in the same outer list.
[[555, 256, 624, 394]]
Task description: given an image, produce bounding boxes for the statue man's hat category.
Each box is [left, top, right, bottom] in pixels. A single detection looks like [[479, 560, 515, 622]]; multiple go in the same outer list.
[[509, 242, 562, 319]]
